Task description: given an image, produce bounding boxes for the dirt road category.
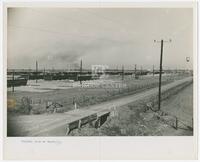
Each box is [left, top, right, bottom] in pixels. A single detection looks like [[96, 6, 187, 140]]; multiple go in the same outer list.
[[7, 77, 192, 136]]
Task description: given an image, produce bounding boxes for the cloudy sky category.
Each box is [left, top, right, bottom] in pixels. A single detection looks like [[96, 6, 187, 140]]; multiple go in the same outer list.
[[7, 8, 193, 70]]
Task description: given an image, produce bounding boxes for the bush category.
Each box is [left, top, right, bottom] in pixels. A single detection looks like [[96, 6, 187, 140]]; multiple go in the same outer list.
[[19, 97, 32, 114], [31, 109, 41, 114]]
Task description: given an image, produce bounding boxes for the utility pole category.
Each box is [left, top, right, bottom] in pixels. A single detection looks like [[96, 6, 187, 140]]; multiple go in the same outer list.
[[153, 65, 154, 76], [80, 59, 82, 85], [154, 39, 171, 111], [28, 68, 31, 80], [122, 65, 124, 81], [36, 61, 38, 83], [134, 64, 137, 79], [12, 69, 15, 92], [140, 66, 143, 75], [43, 68, 45, 79]]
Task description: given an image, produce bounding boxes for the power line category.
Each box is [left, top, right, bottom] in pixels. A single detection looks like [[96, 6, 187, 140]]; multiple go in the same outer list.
[[30, 8, 132, 40], [9, 9, 137, 56], [8, 24, 114, 42], [30, 8, 121, 37], [78, 9, 137, 37], [29, 8, 137, 44]]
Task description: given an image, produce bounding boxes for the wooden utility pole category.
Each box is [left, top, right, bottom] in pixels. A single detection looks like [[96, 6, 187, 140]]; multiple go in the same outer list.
[[28, 68, 31, 80], [154, 39, 171, 111], [158, 40, 163, 111], [140, 66, 143, 75], [43, 68, 45, 79], [80, 60, 82, 85], [36, 61, 38, 83], [134, 64, 137, 79], [122, 65, 124, 81], [153, 65, 154, 76], [12, 70, 15, 92]]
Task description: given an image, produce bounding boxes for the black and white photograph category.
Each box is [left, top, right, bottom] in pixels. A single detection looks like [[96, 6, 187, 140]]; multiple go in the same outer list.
[[6, 6, 195, 137], [1, 0, 199, 160]]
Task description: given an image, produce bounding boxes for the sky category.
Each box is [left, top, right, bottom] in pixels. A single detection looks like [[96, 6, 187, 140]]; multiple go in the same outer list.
[[7, 8, 193, 70]]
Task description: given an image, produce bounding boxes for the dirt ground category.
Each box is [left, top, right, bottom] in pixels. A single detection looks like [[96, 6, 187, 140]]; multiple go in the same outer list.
[[69, 82, 193, 136], [7, 77, 192, 136], [7, 74, 189, 115], [161, 83, 193, 128]]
